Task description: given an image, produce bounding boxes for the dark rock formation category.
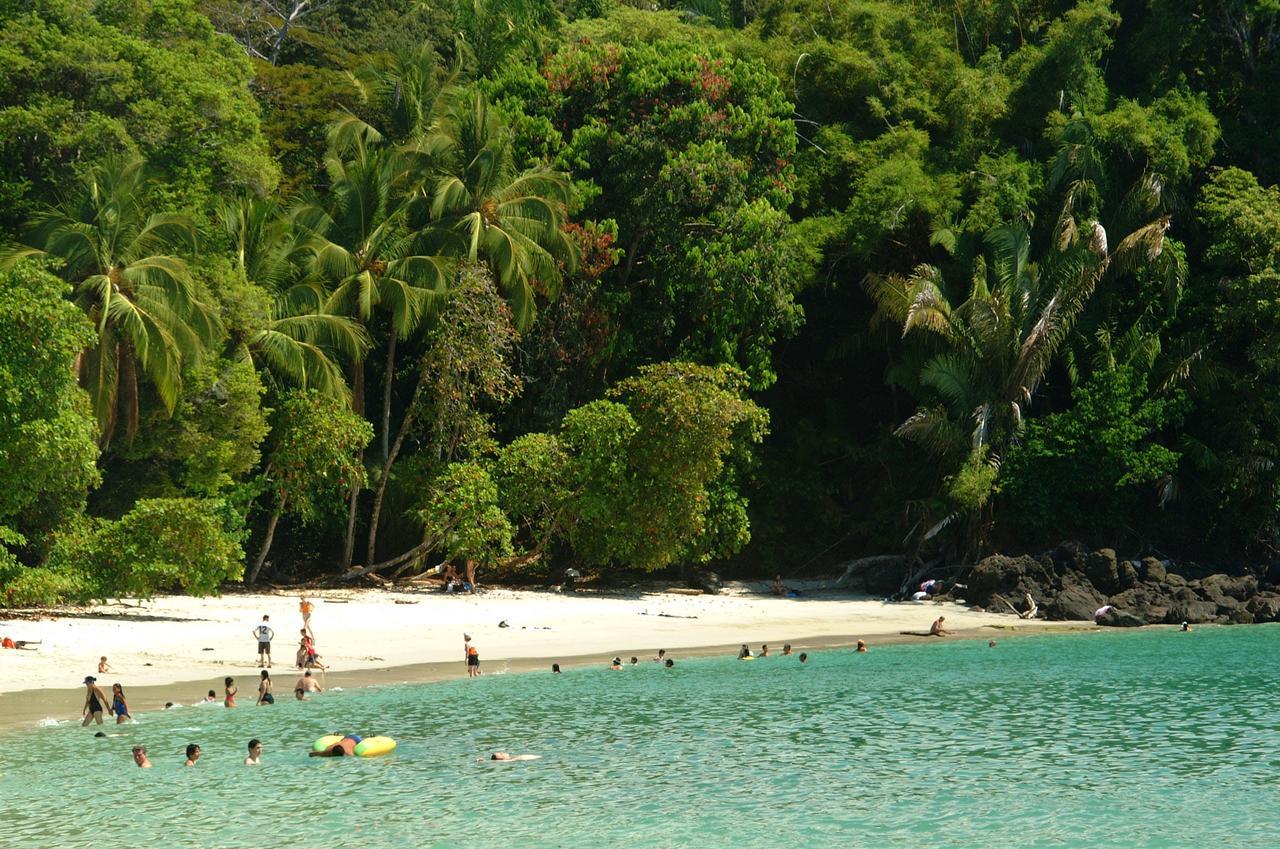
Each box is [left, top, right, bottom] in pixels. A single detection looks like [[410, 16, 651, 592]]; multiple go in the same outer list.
[[961, 542, 1278, 628]]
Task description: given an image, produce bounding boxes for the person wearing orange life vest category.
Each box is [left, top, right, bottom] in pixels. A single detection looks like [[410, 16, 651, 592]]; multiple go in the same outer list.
[[466, 644, 481, 677]]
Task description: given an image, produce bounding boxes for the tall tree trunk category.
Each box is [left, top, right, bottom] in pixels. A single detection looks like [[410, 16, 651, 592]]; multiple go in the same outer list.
[[249, 497, 286, 585], [365, 372, 428, 567], [341, 359, 366, 569], [381, 331, 397, 465]]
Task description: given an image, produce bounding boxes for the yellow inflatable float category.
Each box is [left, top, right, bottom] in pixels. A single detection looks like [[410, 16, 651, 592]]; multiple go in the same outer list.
[[310, 734, 397, 757]]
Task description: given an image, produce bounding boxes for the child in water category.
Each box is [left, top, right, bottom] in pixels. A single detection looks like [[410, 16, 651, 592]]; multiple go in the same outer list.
[[111, 683, 131, 723]]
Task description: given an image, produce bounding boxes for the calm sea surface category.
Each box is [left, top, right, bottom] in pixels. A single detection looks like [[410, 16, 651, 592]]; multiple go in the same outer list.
[[2, 626, 1277, 848]]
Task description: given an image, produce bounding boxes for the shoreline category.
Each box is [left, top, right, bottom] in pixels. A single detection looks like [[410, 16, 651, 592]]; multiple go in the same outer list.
[[1, 584, 1093, 732]]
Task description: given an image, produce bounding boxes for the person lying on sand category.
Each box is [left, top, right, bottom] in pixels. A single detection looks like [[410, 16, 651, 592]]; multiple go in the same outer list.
[[1, 637, 39, 650], [929, 616, 951, 636], [491, 752, 540, 761]]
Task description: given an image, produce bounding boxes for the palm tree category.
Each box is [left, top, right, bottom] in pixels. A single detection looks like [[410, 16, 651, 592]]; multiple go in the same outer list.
[[299, 137, 452, 567], [866, 215, 1170, 547], [218, 195, 370, 400], [332, 45, 453, 149], [1, 156, 218, 445], [426, 92, 577, 330]]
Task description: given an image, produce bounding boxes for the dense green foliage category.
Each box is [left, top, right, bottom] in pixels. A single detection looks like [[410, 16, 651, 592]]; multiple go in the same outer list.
[[6, 0, 1280, 603]]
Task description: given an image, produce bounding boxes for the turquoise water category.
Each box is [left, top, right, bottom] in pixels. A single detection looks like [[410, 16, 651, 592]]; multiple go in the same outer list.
[[2, 627, 1278, 848]]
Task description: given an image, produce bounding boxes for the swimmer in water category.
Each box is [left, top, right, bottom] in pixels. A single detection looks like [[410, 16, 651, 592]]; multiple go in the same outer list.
[[782, 644, 793, 656], [989, 640, 997, 648], [1181, 621, 1192, 632], [552, 663, 561, 673], [737, 644, 752, 659], [653, 649, 666, 662], [132, 745, 152, 768], [204, 690, 218, 703], [491, 752, 541, 761], [856, 640, 867, 653], [798, 653, 808, 663], [245, 739, 263, 765], [760, 644, 770, 657], [309, 735, 362, 757], [629, 656, 639, 666], [609, 657, 622, 670], [185, 743, 201, 767], [664, 658, 674, 667]]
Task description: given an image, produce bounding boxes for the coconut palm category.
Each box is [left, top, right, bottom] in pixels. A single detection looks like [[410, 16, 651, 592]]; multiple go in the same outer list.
[[332, 45, 454, 150], [866, 215, 1171, 545], [426, 92, 577, 330], [0, 156, 218, 446], [217, 195, 370, 401]]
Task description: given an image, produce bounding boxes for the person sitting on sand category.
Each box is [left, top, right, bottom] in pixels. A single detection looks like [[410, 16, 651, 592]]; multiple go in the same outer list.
[[184, 743, 201, 767], [856, 640, 868, 653], [82, 676, 110, 726], [772, 575, 786, 596], [737, 644, 753, 659], [929, 616, 951, 636], [98, 656, 112, 674], [111, 683, 131, 724], [245, 739, 263, 766], [132, 746, 152, 768], [491, 752, 541, 761]]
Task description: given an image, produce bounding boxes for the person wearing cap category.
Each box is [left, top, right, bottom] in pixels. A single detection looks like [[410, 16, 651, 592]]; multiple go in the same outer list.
[[132, 745, 152, 768], [81, 676, 111, 726], [609, 657, 622, 670]]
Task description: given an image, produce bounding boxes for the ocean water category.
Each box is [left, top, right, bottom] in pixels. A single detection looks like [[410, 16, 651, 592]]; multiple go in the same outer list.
[[2, 627, 1278, 848]]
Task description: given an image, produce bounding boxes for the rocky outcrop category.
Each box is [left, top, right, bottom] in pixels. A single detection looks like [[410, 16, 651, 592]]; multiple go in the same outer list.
[[960, 543, 1278, 627]]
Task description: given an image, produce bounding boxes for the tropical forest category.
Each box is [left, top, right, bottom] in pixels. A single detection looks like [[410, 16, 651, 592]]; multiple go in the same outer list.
[[3, 0, 1280, 605]]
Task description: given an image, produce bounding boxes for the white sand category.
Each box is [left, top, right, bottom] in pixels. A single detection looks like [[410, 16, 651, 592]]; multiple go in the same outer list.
[[0, 583, 1082, 697]]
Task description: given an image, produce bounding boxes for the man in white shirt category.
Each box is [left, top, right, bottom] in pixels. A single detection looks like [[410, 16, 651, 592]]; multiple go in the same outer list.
[[252, 615, 275, 667]]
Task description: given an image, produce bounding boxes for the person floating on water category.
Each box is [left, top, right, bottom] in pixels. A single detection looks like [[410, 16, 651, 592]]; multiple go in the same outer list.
[[738, 644, 753, 659], [491, 752, 541, 761], [132, 746, 152, 768], [252, 615, 274, 668], [111, 683, 131, 724], [184, 743, 201, 767], [82, 676, 110, 726], [245, 739, 263, 766], [929, 616, 951, 636], [310, 735, 362, 757]]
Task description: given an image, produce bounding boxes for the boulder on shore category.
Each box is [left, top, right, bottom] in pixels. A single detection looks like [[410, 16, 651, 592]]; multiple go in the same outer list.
[[1044, 583, 1107, 621], [1099, 608, 1147, 627]]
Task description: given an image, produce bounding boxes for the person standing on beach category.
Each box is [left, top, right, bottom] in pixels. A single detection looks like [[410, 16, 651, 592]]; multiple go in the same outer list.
[[132, 746, 152, 768], [252, 616, 274, 667], [245, 739, 263, 765], [224, 676, 238, 708], [257, 669, 274, 705], [467, 643, 482, 677], [82, 676, 111, 726], [184, 744, 201, 766], [300, 596, 314, 637]]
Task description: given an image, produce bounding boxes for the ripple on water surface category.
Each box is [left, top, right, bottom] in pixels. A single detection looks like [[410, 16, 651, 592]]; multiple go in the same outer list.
[[2, 626, 1279, 848]]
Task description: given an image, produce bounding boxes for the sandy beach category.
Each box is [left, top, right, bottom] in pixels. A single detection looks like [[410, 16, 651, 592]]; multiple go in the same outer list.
[[0, 583, 1088, 729]]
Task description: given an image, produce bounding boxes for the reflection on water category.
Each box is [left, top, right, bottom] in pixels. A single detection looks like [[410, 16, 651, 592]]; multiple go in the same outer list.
[[2, 626, 1278, 848]]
